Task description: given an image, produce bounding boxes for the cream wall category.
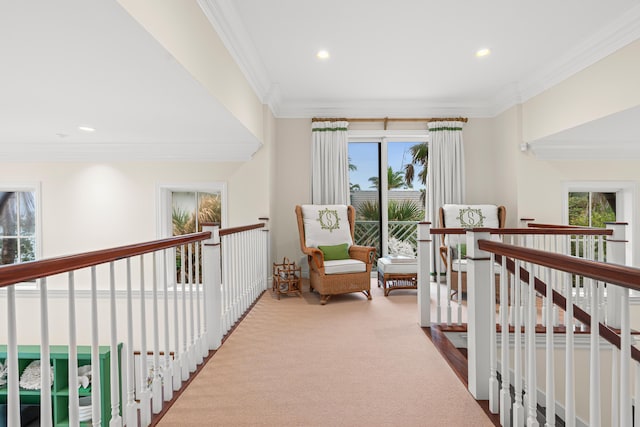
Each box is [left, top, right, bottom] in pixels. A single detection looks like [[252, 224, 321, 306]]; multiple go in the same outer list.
[[0, 159, 270, 258], [523, 40, 640, 142], [117, 0, 264, 141], [270, 118, 516, 262]]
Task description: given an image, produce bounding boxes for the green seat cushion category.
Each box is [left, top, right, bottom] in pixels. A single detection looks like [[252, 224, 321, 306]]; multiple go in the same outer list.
[[318, 243, 350, 261]]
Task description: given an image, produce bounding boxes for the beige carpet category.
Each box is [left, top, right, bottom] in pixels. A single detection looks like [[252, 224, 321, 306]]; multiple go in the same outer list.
[[158, 281, 493, 426]]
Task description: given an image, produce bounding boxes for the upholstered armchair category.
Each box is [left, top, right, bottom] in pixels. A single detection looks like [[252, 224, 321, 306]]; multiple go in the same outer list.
[[439, 204, 506, 298], [295, 204, 376, 305]]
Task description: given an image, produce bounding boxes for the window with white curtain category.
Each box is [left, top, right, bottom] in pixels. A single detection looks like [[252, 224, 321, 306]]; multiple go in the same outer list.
[[348, 130, 428, 260], [0, 186, 40, 266]]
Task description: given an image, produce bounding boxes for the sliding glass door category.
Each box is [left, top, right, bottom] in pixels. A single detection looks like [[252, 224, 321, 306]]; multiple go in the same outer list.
[[348, 132, 428, 260]]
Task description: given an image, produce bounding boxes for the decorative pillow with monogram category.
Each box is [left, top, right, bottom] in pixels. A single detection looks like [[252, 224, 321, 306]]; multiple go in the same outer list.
[[443, 204, 500, 246], [301, 204, 353, 249]]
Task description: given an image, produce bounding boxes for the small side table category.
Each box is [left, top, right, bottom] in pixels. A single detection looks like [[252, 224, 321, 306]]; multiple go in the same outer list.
[[272, 258, 302, 299], [377, 257, 417, 296]]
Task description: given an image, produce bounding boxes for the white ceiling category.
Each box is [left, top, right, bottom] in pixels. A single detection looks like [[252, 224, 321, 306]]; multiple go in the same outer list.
[[1, 1, 639, 162], [0, 0, 261, 162], [205, 0, 640, 118]]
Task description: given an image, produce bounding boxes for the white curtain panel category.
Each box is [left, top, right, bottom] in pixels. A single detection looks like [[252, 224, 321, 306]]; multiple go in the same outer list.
[[311, 120, 349, 205], [426, 120, 466, 224]]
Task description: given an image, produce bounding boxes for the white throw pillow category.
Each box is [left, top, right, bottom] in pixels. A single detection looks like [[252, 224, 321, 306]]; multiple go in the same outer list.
[[443, 204, 500, 246], [301, 204, 353, 248]]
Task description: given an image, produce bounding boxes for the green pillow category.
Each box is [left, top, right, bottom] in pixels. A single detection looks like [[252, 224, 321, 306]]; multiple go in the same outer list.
[[318, 243, 350, 261]]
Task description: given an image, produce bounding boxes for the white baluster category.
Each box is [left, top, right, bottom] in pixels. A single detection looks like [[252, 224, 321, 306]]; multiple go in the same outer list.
[[564, 269, 576, 427], [173, 247, 181, 391], [39, 278, 53, 427], [139, 255, 151, 426], [7, 285, 20, 427], [181, 245, 189, 381], [68, 272, 79, 427], [620, 287, 631, 426], [435, 239, 442, 324], [195, 242, 206, 361], [634, 361, 640, 427], [162, 250, 174, 401], [125, 259, 138, 426], [500, 256, 511, 427], [489, 253, 499, 414], [446, 244, 452, 326], [456, 241, 462, 325], [590, 278, 601, 426], [544, 266, 554, 427], [188, 243, 196, 373], [108, 262, 122, 426], [151, 252, 163, 413], [526, 264, 538, 427], [611, 348, 619, 427], [417, 222, 432, 327], [90, 267, 102, 427], [512, 260, 524, 426]]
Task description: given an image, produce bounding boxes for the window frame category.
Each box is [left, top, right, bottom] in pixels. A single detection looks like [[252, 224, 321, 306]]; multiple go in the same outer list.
[[0, 183, 42, 287], [157, 182, 227, 287], [349, 130, 428, 258], [562, 180, 636, 267]]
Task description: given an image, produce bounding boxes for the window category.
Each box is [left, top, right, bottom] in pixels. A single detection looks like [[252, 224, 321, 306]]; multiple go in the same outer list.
[[159, 183, 227, 285], [349, 131, 428, 260], [0, 189, 38, 265], [563, 181, 635, 267]]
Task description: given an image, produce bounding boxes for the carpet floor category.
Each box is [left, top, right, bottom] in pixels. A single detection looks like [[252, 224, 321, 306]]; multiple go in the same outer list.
[[157, 281, 493, 426]]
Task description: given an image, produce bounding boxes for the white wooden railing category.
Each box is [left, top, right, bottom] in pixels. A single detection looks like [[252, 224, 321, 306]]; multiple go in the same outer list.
[[0, 220, 269, 426], [417, 221, 638, 426]]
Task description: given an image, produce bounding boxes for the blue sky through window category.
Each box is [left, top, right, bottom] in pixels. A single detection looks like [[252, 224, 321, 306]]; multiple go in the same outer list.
[[349, 141, 426, 190]]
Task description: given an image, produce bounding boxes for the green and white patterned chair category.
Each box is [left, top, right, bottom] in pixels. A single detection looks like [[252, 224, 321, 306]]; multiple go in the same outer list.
[[295, 204, 376, 305]]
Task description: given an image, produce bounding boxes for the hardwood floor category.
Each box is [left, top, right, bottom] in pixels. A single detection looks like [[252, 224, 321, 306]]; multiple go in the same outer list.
[[422, 324, 501, 426]]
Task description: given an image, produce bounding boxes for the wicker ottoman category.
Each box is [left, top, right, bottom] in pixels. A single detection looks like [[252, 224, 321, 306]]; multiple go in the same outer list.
[[377, 257, 417, 296]]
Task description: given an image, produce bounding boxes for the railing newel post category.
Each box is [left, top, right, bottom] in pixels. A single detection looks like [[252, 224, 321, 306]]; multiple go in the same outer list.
[[466, 229, 492, 399], [417, 222, 431, 327], [203, 225, 222, 350]]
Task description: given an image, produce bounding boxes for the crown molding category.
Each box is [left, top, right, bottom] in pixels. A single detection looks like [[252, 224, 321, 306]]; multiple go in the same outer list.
[[202, 1, 640, 119], [497, 3, 640, 115], [197, 0, 272, 104]]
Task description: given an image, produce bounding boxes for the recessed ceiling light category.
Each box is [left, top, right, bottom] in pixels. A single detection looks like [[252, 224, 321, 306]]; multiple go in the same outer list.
[[476, 48, 491, 58], [316, 50, 330, 60], [78, 126, 96, 132]]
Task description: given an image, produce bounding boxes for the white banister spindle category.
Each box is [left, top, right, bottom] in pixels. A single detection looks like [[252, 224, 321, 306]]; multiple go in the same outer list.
[[195, 242, 206, 361], [589, 278, 601, 426], [611, 349, 619, 427], [565, 270, 576, 427], [499, 256, 511, 427], [173, 247, 181, 391], [90, 267, 102, 427], [620, 286, 631, 426], [125, 259, 137, 427], [162, 250, 174, 401], [181, 245, 189, 381], [435, 240, 442, 324], [544, 265, 554, 427], [417, 222, 431, 327], [606, 223, 626, 329], [139, 255, 151, 426], [188, 243, 196, 373], [634, 361, 640, 427], [151, 252, 163, 413], [108, 262, 122, 426], [7, 285, 20, 427], [446, 246, 452, 325], [512, 260, 524, 426], [489, 253, 498, 414], [456, 242, 462, 324], [39, 278, 53, 427], [67, 272, 79, 427], [526, 263, 538, 427]]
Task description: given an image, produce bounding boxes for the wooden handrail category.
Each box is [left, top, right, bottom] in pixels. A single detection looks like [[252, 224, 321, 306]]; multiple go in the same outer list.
[[479, 239, 640, 291], [498, 257, 640, 363], [430, 227, 612, 236], [218, 223, 265, 237], [0, 231, 211, 289]]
